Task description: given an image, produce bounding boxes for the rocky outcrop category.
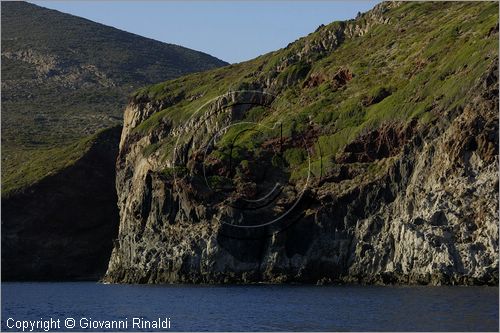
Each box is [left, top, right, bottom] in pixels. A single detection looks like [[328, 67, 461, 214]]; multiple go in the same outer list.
[[337, 120, 417, 163], [104, 59, 498, 285], [340, 64, 499, 285], [103, 2, 498, 285], [2, 126, 122, 281]]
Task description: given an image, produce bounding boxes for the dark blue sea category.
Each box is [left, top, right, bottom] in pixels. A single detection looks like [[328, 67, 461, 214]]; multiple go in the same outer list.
[[1, 283, 498, 331]]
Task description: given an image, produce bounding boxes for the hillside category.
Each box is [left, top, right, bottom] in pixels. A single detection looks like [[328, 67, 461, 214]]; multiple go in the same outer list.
[[2, 126, 122, 281], [1, 1, 227, 281], [1, 1, 227, 196], [104, 2, 499, 285]]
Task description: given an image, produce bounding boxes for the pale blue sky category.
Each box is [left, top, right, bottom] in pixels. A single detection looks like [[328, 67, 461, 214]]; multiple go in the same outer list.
[[31, 1, 380, 64]]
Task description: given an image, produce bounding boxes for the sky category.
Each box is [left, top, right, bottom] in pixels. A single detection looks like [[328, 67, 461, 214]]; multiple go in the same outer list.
[[31, 1, 380, 64]]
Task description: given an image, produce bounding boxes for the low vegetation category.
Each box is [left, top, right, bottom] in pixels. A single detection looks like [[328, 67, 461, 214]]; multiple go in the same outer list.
[[1, 1, 227, 194], [132, 2, 499, 181], [2, 130, 103, 197]]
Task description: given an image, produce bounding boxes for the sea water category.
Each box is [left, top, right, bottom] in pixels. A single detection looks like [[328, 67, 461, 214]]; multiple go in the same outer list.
[[1, 282, 498, 331]]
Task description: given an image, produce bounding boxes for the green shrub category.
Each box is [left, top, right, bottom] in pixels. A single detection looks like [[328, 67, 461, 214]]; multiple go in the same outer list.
[[276, 61, 311, 87], [284, 148, 307, 167], [207, 175, 233, 189]]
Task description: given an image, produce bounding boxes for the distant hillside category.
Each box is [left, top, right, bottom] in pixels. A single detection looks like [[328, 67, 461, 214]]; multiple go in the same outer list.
[[2, 126, 122, 281], [1, 1, 227, 195]]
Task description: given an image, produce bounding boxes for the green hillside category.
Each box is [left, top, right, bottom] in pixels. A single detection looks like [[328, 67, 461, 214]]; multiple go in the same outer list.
[[1, 1, 227, 196], [130, 1, 498, 182]]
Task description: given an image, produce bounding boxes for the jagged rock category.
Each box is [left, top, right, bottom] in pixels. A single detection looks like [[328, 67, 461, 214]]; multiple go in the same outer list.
[[103, 2, 498, 285]]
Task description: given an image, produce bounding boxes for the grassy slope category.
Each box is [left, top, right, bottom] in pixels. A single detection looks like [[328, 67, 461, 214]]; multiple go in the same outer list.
[[1, 1, 227, 196], [131, 2, 498, 180], [2, 128, 117, 197]]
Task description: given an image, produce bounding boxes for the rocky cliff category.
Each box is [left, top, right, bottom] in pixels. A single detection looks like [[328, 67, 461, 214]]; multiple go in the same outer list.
[[2, 127, 121, 281], [104, 2, 499, 285]]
